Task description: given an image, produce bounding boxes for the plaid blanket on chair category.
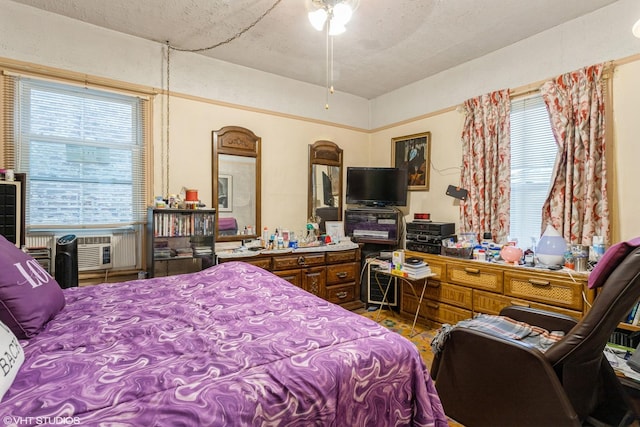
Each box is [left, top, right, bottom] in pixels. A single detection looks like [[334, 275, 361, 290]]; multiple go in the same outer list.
[[431, 314, 565, 355]]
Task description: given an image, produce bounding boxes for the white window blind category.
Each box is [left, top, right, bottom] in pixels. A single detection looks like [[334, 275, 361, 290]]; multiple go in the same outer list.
[[509, 94, 557, 249], [13, 77, 147, 229]]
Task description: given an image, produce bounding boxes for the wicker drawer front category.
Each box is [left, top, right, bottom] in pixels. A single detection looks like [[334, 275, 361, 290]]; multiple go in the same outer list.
[[272, 253, 325, 270], [424, 259, 446, 281], [447, 262, 503, 292], [326, 262, 358, 285], [402, 294, 472, 325], [503, 271, 583, 311], [473, 289, 582, 319], [421, 280, 472, 310], [326, 250, 357, 264], [237, 258, 272, 270], [326, 283, 356, 304], [401, 293, 427, 320], [424, 298, 472, 325], [473, 289, 519, 315]]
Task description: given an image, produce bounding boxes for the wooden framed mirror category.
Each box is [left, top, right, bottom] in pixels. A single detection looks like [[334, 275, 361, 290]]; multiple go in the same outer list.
[[308, 140, 343, 234], [212, 126, 261, 242]]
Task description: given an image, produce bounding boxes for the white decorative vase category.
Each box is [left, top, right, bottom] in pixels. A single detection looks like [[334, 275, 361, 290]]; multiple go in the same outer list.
[[536, 224, 567, 266]]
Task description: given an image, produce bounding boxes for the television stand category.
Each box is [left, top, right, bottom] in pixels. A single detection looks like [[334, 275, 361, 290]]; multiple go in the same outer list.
[[345, 207, 402, 245], [346, 206, 403, 308], [363, 203, 393, 209]]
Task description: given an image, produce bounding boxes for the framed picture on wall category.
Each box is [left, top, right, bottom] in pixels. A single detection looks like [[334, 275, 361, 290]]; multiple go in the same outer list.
[[391, 131, 431, 191], [218, 175, 233, 212]]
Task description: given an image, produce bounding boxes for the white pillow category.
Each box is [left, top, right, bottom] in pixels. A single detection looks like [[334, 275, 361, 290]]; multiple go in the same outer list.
[[0, 320, 24, 401]]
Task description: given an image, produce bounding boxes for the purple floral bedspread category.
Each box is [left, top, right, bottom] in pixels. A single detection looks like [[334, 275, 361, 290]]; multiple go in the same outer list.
[[1, 261, 447, 426]]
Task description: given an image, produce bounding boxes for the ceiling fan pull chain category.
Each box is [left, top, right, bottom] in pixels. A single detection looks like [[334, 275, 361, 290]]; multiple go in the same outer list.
[[325, 19, 330, 109]]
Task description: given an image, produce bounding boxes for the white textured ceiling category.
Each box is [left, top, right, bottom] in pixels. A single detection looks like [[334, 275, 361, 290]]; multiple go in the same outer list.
[[8, 0, 619, 99]]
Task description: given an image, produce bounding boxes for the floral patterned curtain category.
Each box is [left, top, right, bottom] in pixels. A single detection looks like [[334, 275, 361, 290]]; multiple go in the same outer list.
[[540, 64, 609, 246], [460, 89, 511, 243]]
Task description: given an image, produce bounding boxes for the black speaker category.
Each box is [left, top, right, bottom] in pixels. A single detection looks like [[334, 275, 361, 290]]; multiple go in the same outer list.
[[55, 234, 78, 289]]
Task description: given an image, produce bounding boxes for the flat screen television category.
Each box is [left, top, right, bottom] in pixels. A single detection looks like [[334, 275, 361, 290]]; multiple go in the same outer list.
[[346, 167, 408, 207]]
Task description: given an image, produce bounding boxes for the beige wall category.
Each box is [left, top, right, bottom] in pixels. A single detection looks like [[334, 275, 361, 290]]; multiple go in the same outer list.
[[369, 110, 466, 228], [153, 95, 369, 242], [156, 95, 469, 246], [611, 59, 640, 241]]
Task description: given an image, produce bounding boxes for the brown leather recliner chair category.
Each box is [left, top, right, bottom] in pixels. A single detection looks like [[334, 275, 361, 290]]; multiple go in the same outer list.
[[431, 245, 640, 427]]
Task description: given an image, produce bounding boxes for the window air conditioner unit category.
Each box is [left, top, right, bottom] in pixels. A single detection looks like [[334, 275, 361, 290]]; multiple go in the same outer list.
[[77, 235, 113, 271]]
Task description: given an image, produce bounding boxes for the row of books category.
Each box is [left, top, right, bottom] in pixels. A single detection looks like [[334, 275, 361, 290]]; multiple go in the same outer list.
[[153, 212, 215, 237], [609, 330, 640, 351]]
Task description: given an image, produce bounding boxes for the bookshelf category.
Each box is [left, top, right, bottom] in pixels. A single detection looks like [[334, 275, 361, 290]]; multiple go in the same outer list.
[[610, 300, 640, 352], [619, 323, 640, 333], [0, 174, 26, 248], [146, 208, 216, 278]]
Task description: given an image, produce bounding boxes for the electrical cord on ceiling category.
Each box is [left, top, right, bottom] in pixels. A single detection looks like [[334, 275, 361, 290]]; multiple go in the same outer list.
[[168, 0, 283, 53], [161, 0, 283, 198]]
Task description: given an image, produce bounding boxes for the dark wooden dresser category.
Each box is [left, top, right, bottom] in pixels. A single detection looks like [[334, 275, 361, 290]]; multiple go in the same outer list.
[[217, 246, 363, 310]]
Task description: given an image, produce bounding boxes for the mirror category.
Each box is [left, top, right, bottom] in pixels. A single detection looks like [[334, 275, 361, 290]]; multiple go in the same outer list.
[[308, 140, 343, 234], [212, 126, 261, 242]]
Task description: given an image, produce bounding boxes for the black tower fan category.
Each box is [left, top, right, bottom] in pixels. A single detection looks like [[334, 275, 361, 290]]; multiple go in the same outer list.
[[55, 234, 78, 288]]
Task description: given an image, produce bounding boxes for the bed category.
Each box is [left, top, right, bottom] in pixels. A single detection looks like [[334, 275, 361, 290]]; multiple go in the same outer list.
[[0, 238, 447, 426]]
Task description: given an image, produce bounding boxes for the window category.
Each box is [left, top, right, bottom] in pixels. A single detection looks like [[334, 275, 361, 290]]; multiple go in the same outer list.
[[10, 78, 147, 230], [509, 95, 557, 249]]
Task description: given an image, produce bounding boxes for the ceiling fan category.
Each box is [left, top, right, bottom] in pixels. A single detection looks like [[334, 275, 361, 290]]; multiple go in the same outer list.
[[305, 0, 360, 36]]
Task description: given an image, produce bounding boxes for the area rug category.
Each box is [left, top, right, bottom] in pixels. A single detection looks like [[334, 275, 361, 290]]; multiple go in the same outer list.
[[355, 307, 439, 369]]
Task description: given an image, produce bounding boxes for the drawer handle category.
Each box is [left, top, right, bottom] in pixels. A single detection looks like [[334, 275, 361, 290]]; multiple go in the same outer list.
[[528, 279, 551, 287], [336, 291, 348, 299], [297, 256, 307, 266], [427, 281, 441, 288], [336, 272, 348, 279], [464, 267, 480, 274], [426, 302, 440, 309], [510, 301, 530, 307]]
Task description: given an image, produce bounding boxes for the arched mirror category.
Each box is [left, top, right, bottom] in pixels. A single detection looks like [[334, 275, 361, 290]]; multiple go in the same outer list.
[[308, 140, 343, 234], [212, 126, 261, 242]]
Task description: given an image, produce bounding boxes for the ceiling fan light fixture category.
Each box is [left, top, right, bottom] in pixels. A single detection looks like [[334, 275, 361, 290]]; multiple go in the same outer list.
[[307, 0, 358, 33], [633, 18, 640, 38], [308, 8, 328, 31], [305, 0, 360, 109], [332, 3, 353, 27], [329, 21, 346, 36]]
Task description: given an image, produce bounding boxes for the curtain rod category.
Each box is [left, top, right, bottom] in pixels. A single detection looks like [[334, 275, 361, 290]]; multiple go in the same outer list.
[[0, 57, 157, 97], [462, 60, 616, 107]]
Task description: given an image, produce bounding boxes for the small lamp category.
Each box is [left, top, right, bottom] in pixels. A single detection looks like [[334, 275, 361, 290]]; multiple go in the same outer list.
[[536, 224, 567, 266]]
